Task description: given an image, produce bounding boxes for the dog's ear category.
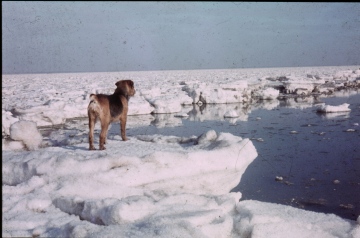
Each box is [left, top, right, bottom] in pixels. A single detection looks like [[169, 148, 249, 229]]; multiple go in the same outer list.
[[114, 80, 126, 94], [116, 80, 134, 88], [126, 80, 134, 88]]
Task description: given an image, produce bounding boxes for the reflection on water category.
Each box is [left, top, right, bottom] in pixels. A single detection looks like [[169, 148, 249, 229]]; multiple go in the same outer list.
[[128, 90, 358, 128], [317, 111, 351, 120]]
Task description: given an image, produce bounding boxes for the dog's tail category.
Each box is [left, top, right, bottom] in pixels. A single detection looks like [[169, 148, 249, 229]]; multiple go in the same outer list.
[[88, 94, 100, 112]]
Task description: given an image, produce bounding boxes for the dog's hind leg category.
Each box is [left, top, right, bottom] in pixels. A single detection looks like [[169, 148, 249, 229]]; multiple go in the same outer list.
[[88, 112, 96, 150], [99, 121, 110, 150]]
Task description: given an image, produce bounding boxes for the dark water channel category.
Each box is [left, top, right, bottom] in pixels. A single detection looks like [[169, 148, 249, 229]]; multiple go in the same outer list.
[[125, 92, 360, 221]]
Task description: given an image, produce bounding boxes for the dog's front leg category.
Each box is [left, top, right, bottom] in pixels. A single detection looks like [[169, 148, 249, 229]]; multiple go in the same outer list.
[[120, 115, 127, 141]]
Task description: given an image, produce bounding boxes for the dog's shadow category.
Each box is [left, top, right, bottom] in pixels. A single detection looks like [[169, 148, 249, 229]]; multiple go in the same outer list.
[[63, 135, 132, 152], [62, 145, 90, 151]]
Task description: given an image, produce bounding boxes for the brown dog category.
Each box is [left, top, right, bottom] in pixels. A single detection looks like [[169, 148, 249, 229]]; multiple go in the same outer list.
[[88, 80, 135, 150]]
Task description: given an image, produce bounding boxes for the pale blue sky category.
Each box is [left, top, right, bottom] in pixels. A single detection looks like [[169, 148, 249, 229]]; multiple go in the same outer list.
[[2, 2, 360, 74]]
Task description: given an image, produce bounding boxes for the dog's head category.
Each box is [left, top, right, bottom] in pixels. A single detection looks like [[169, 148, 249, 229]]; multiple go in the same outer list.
[[114, 80, 136, 97]]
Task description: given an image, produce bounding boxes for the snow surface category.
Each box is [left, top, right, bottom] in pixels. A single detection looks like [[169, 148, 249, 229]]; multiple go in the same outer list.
[[2, 66, 360, 237]]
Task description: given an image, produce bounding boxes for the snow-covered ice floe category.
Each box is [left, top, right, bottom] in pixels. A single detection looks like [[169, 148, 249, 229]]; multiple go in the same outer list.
[[316, 103, 351, 113], [3, 130, 257, 237], [3, 130, 358, 237]]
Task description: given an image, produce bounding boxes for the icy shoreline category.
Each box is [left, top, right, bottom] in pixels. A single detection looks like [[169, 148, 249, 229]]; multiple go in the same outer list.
[[2, 66, 360, 237]]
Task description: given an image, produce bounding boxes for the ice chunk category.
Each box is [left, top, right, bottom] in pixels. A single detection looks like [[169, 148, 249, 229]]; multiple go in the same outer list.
[[235, 200, 357, 238], [128, 95, 154, 115], [253, 88, 279, 100], [316, 103, 351, 113], [2, 110, 19, 136], [9, 120, 42, 150]]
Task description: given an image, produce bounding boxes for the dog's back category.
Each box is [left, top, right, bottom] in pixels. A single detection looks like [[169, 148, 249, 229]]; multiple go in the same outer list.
[[88, 93, 125, 119]]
